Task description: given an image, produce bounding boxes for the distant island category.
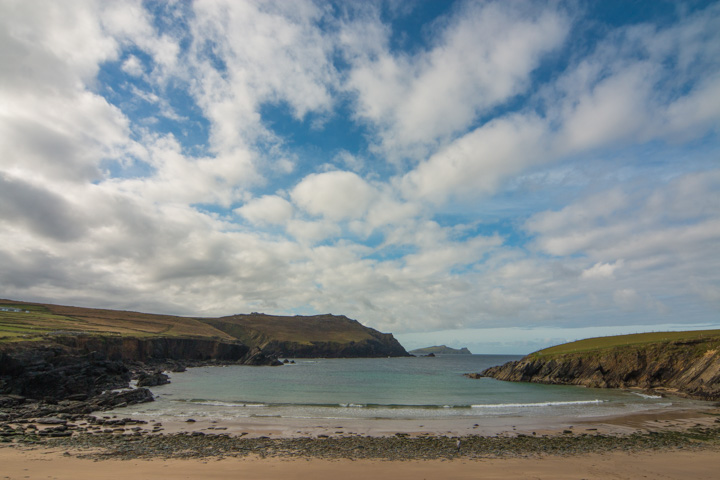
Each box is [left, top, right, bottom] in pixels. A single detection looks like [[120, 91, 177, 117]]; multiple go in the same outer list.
[[410, 345, 472, 355], [467, 330, 720, 401]]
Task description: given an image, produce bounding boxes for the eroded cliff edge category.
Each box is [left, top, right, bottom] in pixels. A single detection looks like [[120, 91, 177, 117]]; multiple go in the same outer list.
[[472, 332, 720, 401]]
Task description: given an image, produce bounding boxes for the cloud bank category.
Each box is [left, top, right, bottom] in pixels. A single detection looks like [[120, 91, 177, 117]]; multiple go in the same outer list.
[[1, 0, 719, 349]]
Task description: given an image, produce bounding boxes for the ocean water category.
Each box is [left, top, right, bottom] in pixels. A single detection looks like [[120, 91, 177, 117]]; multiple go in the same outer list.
[[116, 355, 699, 423]]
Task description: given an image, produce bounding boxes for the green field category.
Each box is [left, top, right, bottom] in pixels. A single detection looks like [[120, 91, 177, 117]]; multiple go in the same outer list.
[[0, 300, 383, 347], [533, 329, 720, 358]]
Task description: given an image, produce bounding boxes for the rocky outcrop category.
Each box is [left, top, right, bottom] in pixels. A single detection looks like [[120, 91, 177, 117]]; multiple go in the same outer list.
[[0, 343, 132, 399], [136, 371, 170, 387], [0, 335, 282, 420], [476, 338, 720, 400]]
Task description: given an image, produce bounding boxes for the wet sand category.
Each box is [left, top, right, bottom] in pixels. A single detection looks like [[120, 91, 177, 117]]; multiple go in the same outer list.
[[103, 403, 719, 438]]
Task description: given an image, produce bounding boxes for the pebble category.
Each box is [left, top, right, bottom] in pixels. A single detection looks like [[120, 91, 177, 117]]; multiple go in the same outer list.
[[3, 422, 711, 462]]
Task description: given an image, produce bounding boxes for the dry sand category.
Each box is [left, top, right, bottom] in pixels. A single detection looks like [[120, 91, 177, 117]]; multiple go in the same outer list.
[[1, 447, 719, 480]]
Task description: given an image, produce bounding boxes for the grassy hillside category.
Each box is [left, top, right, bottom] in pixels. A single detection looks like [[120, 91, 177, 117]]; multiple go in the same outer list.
[[481, 329, 720, 400], [207, 314, 376, 346], [533, 329, 720, 358], [0, 300, 397, 352], [0, 300, 233, 342]]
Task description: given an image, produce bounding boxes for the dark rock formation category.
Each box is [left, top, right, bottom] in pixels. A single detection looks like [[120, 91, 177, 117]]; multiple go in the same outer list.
[[0, 343, 131, 400], [475, 338, 720, 401], [260, 335, 409, 359], [136, 371, 170, 387], [0, 335, 282, 420], [51, 335, 259, 363]]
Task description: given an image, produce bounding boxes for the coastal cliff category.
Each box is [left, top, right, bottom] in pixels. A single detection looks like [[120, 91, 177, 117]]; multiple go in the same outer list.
[[206, 313, 409, 358], [0, 300, 409, 418], [474, 330, 720, 401], [0, 300, 409, 360]]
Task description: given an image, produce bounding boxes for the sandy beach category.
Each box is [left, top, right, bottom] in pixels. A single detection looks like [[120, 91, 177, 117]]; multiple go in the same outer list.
[[2, 405, 719, 479], [1, 446, 719, 480]]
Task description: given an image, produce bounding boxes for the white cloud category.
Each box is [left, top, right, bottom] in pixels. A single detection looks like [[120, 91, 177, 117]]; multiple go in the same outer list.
[[0, 2, 133, 184], [344, 0, 569, 161], [401, 114, 549, 203], [236, 195, 293, 226], [121, 54, 144, 77], [290, 170, 378, 221], [187, 0, 337, 156], [581, 261, 623, 280], [285, 219, 341, 244]]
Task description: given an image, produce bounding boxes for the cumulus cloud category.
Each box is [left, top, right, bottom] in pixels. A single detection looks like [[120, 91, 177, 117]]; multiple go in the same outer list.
[[187, 0, 337, 156], [236, 195, 294, 226], [290, 171, 378, 221], [581, 261, 623, 280], [401, 114, 549, 203], [344, 0, 569, 162]]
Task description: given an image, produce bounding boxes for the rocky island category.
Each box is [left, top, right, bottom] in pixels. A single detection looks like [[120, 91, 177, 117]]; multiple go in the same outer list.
[[469, 330, 720, 400], [410, 345, 472, 355], [0, 300, 408, 419]]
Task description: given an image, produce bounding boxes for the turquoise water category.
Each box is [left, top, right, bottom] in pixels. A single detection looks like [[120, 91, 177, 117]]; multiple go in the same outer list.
[[119, 355, 697, 421]]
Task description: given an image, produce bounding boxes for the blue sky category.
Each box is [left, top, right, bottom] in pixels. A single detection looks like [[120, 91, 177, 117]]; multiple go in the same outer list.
[[1, 0, 719, 353]]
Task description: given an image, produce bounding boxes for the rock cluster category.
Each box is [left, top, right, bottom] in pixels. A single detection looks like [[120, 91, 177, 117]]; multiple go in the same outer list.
[[2, 421, 718, 460]]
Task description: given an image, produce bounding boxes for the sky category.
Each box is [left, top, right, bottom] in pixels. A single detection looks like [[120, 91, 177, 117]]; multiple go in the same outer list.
[[1, 0, 719, 354]]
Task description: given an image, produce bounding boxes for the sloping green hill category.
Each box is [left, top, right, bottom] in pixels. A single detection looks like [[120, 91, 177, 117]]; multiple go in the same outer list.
[[534, 330, 720, 357]]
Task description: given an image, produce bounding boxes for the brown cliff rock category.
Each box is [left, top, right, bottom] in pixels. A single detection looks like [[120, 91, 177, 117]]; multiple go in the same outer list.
[[476, 334, 720, 400]]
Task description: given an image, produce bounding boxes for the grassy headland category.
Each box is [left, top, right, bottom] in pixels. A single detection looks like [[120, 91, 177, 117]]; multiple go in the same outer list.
[[533, 329, 720, 358], [0, 300, 407, 358], [477, 329, 720, 400]]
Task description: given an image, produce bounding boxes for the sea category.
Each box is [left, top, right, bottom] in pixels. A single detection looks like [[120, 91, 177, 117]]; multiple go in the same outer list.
[[112, 355, 704, 427]]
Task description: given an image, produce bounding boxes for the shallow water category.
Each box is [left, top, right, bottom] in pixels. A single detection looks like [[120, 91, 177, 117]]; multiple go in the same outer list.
[[113, 355, 704, 424]]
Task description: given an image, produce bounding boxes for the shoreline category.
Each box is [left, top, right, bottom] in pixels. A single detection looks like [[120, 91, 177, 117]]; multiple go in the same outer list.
[[100, 404, 719, 439], [2, 405, 718, 479], [2, 404, 718, 456]]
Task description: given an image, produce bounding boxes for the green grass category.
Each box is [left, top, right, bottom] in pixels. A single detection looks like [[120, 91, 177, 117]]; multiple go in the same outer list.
[[533, 329, 720, 358], [0, 300, 382, 347]]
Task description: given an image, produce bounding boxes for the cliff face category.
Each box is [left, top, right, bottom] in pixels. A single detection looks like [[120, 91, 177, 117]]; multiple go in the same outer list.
[[262, 333, 409, 358], [51, 335, 254, 363], [0, 335, 278, 417], [0, 301, 410, 418], [479, 338, 720, 400]]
